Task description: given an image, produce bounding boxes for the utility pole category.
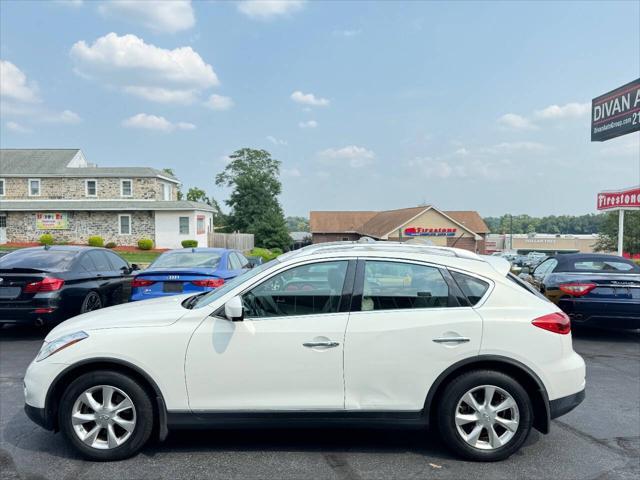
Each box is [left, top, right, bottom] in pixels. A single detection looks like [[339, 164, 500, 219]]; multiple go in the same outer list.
[[617, 210, 625, 256]]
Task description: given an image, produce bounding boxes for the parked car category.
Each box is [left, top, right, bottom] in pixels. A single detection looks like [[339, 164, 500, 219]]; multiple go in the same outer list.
[[246, 255, 263, 268], [521, 253, 640, 329], [130, 248, 250, 301], [0, 246, 136, 327], [24, 242, 585, 462]]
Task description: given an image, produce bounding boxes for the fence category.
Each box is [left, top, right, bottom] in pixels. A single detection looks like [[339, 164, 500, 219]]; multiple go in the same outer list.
[[208, 232, 254, 251]]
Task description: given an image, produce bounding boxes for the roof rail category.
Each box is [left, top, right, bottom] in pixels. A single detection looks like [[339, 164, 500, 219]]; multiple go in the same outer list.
[[285, 241, 482, 261]]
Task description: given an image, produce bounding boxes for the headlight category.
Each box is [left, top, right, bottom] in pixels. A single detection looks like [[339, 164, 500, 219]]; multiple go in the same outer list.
[[36, 331, 89, 362]]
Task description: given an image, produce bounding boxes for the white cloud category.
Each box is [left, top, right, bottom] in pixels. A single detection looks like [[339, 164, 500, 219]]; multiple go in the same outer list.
[[70, 33, 218, 104], [497, 113, 537, 130], [483, 141, 547, 153], [534, 102, 590, 120], [291, 90, 329, 107], [5, 121, 31, 133], [122, 113, 195, 132], [333, 29, 362, 37], [44, 110, 82, 124], [0, 60, 40, 103], [237, 0, 304, 20], [205, 94, 234, 111], [318, 145, 375, 168], [266, 135, 287, 146], [599, 135, 640, 157], [123, 86, 198, 104], [298, 119, 318, 128], [98, 0, 195, 34]]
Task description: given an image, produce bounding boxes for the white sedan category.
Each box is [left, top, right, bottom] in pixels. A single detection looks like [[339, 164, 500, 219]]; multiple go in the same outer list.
[[24, 242, 586, 461]]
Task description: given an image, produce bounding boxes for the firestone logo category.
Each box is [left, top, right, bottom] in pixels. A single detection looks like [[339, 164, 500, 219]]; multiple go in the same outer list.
[[404, 227, 457, 237], [597, 187, 640, 211]]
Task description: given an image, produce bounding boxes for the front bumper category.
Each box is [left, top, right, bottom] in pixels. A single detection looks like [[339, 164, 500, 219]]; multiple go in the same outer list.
[[550, 389, 585, 419], [24, 404, 53, 430]]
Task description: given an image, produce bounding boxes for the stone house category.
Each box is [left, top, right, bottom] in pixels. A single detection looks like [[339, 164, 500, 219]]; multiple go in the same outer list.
[[310, 206, 490, 254], [0, 149, 215, 248]]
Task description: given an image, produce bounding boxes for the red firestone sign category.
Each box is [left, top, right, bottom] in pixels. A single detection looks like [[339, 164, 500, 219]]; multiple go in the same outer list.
[[597, 185, 640, 211]]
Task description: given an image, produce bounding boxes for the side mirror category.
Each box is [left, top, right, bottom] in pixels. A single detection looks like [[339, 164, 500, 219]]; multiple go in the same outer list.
[[131, 263, 140, 271], [224, 295, 244, 322]]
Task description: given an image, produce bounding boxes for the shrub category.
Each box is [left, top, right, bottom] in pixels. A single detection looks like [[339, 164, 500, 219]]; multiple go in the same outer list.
[[271, 247, 283, 256], [87, 236, 104, 247], [138, 238, 154, 250], [248, 247, 279, 262], [181, 239, 198, 248], [105, 242, 117, 249], [39, 234, 54, 246]]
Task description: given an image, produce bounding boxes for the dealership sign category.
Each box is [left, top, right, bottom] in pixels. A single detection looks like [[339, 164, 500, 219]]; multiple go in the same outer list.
[[597, 186, 640, 211], [591, 78, 640, 141], [404, 227, 457, 237], [36, 212, 69, 230]]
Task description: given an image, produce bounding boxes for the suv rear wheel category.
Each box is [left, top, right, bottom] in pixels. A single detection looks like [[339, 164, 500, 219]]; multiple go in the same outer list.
[[437, 370, 533, 461], [58, 370, 154, 461]]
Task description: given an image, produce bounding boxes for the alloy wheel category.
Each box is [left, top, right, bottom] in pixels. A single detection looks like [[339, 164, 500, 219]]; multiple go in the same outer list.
[[454, 384, 520, 450], [83, 292, 102, 312], [71, 385, 137, 450]]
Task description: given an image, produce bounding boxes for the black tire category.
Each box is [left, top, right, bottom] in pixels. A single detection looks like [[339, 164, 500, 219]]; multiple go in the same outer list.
[[437, 370, 533, 462], [80, 291, 102, 314], [58, 370, 154, 461]]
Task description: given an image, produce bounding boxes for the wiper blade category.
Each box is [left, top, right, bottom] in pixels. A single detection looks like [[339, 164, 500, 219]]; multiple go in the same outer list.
[[183, 292, 207, 309]]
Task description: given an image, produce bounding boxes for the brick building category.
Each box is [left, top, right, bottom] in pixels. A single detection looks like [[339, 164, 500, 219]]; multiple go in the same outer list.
[[310, 206, 489, 253]]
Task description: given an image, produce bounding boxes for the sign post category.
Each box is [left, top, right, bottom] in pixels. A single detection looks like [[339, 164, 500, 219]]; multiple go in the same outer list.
[[596, 186, 640, 256]]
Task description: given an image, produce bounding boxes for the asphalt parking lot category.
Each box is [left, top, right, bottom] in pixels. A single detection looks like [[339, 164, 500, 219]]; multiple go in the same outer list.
[[1, 326, 638, 480]]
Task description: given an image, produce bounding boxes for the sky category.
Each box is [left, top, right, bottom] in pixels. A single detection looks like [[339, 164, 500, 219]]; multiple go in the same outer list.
[[1, 0, 639, 218]]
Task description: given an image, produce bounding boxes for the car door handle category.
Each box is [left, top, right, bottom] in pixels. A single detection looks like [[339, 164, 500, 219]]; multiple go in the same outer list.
[[432, 337, 470, 344], [303, 341, 340, 348]]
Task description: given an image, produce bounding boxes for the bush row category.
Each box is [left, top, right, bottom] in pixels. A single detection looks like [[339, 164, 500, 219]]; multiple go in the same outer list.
[[38, 234, 155, 250]]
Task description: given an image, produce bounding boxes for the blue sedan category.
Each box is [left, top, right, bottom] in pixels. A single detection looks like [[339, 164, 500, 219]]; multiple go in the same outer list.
[[130, 248, 250, 301]]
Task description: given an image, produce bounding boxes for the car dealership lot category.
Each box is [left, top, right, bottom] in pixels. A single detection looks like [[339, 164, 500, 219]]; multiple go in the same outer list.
[[1, 327, 638, 480]]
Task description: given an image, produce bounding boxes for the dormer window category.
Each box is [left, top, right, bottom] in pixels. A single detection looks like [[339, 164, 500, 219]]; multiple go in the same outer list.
[[121, 179, 133, 197], [29, 178, 41, 196], [85, 179, 97, 197]]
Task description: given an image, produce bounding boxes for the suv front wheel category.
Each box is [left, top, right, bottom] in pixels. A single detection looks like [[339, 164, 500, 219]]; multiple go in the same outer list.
[[58, 370, 154, 461], [437, 370, 533, 461]]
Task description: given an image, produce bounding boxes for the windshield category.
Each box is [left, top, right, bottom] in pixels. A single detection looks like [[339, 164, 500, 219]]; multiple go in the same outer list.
[[151, 252, 222, 269], [191, 259, 279, 308], [0, 249, 77, 272]]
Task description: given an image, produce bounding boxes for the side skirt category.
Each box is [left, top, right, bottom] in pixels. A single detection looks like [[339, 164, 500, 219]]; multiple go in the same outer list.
[[166, 411, 428, 430]]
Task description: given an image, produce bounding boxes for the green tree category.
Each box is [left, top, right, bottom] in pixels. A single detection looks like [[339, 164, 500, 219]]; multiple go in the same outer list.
[[186, 187, 227, 227], [285, 216, 310, 232], [594, 211, 640, 255], [215, 148, 290, 250], [162, 168, 183, 200]]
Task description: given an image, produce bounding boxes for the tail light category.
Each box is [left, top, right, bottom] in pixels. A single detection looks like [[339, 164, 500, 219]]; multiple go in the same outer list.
[[559, 283, 596, 297], [532, 312, 571, 335], [191, 278, 225, 288], [24, 277, 64, 293], [131, 278, 155, 288]]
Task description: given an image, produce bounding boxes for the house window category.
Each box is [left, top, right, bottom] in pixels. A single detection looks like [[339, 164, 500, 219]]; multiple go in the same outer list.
[[119, 214, 132, 235], [121, 179, 133, 197], [85, 179, 97, 197], [29, 179, 41, 196], [163, 183, 171, 200], [0, 179, 4, 196], [179, 216, 190, 234], [197, 215, 205, 234]]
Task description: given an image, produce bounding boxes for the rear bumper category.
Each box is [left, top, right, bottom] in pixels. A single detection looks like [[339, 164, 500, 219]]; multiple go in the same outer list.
[[559, 298, 640, 329], [550, 389, 585, 419], [0, 306, 62, 326]]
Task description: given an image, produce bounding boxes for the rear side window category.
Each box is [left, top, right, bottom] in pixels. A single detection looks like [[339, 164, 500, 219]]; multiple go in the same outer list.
[[88, 251, 112, 271], [450, 271, 489, 305], [79, 254, 97, 272], [362, 261, 450, 311]]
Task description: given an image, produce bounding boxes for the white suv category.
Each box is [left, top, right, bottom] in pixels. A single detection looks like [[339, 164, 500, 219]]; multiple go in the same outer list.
[[24, 243, 585, 462]]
